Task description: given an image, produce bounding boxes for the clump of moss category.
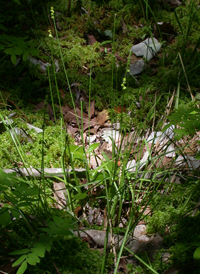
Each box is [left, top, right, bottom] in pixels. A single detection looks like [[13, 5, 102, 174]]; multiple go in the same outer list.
[[26, 236, 114, 274], [0, 111, 75, 169]]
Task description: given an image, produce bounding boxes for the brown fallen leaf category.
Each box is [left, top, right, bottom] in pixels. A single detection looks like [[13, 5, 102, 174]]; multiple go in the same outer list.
[[86, 34, 97, 45], [97, 109, 109, 125], [0, 88, 11, 108], [164, 0, 182, 7], [35, 100, 55, 122], [121, 18, 128, 34], [154, 22, 176, 42], [0, 262, 18, 274], [75, 107, 89, 119], [114, 106, 127, 113], [88, 154, 103, 169], [141, 205, 151, 216], [47, 102, 55, 122], [59, 88, 66, 99], [82, 119, 95, 132], [114, 53, 126, 63], [66, 124, 79, 136], [53, 181, 67, 209], [61, 104, 75, 122], [34, 100, 45, 111], [99, 47, 112, 53], [89, 100, 95, 118], [75, 206, 82, 217]]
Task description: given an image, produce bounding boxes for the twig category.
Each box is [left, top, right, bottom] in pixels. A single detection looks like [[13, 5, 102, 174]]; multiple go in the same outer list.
[[3, 167, 87, 179]]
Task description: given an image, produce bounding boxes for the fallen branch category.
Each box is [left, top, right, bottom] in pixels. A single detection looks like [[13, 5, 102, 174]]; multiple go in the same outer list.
[[73, 229, 163, 255], [3, 167, 87, 178]]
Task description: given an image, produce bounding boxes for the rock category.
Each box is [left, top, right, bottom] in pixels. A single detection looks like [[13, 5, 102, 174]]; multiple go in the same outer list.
[[131, 38, 161, 61], [134, 224, 146, 238]]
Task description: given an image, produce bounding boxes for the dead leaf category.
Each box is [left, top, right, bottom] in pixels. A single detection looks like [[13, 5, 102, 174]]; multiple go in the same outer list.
[[0, 262, 18, 274], [89, 100, 95, 118], [141, 205, 151, 216], [0, 87, 10, 108], [47, 102, 55, 122], [59, 89, 65, 99], [53, 181, 67, 209], [97, 109, 109, 125], [121, 18, 128, 34], [114, 53, 126, 63], [82, 120, 92, 132], [86, 34, 97, 45], [154, 22, 176, 42], [99, 47, 112, 53], [75, 107, 88, 119], [35, 100, 55, 122], [164, 0, 182, 6], [66, 124, 79, 136], [61, 104, 74, 121], [114, 106, 127, 113], [55, 11, 62, 31], [75, 206, 82, 217], [88, 154, 103, 169], [34, 100, 45, 111], [155, 155, 172, 168]]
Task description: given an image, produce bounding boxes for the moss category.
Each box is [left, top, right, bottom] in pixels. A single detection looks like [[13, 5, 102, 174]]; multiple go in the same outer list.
[[26, 236, 113, 274], [0, 112, 74, 169]]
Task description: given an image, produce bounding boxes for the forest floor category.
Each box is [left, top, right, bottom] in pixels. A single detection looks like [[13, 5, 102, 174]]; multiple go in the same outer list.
[[1, 0, 200, 273]]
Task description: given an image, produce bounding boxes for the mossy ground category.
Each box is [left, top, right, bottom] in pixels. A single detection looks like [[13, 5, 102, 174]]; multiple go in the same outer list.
[[1, 0, 200, 273]]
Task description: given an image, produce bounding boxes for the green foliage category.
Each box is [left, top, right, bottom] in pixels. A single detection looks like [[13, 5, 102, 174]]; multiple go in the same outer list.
[[147, 179, 199, 234], [0, 35, 39, 65], [1, 0, 200, 273], [0, 114, 75, 169], [194, 247, 200, 260], [13, 0, 21, 4], [25, 237, 113, 274], [163, 106, 200, 140], [166, 214, 200, 273], [41, 215, 75, 236], [0, 168, 78, 273], [10, 241, 47, 273]]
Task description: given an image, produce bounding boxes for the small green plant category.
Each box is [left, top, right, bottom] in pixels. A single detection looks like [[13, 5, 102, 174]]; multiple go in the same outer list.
[[0, 35, 39, 65], [0, 168, 77, 274], [163, 105, 200, 140]]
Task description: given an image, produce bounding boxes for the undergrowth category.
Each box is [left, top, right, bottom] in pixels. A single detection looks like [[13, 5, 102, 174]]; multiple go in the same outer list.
[[1, 0, 200, 274]]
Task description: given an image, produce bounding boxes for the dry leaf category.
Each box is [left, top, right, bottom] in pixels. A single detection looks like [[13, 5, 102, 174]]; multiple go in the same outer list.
[[121, 18, 128, 34], [75, 107, 88, 119], [34, 100, 45, 111], [154, 22, 176, 42], [88, 154, 103, 169], [97, 109, 109, 125], [114, 106, 127, 113], [164, 0, 182, 6], [114, 53, 126, 63], [86, 34, 97, 45], [59, 89, 66, 99], [66, 124, 79, 136], [35, 100, 55, 122], [47, 102, 55, 122], [89, 100, 95, 118], [53, 182, 67, 209]]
